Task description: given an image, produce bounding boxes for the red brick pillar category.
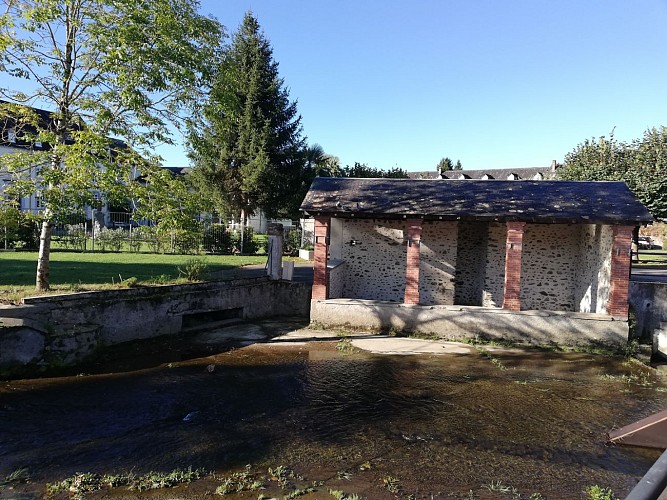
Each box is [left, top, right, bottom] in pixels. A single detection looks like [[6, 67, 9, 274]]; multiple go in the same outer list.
[[312, 216, 330, 300], [404, 218, 423, 305], [502, 221, 526, 311], [608, 225, 634, 318]]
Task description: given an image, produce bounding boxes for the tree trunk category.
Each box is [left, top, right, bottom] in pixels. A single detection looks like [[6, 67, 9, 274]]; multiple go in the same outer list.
[[239, 208, 246, 254], [36, 218, 53, 291]]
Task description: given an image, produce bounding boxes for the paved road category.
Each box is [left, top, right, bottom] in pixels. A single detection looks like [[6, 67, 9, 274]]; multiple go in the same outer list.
[[632, 268, 667, 283], [215, 261, 314, 284]]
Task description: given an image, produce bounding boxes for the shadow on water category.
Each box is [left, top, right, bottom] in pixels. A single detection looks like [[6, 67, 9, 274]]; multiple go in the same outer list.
[[1, 319, 666, 498]]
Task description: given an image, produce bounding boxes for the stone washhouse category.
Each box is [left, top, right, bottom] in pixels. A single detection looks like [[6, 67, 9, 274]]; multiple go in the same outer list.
[[300, 178, 653, 348]]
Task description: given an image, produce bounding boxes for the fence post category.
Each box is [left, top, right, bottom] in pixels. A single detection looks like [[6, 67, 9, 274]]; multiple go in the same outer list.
[[267, 223, 284, 280]]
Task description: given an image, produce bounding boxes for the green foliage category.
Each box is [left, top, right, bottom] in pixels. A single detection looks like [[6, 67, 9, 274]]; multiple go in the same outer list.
[[45, 467, 205, 496], [240, 227, 259, 255], [1, 467, 30, 488], [584, 485, 617, 500], [215, 465, 263, 495], [57, 223, 87, 251], [133, 225, 165, 253], [0, 205, 39, 249], [96, 227, 126, 252], [203, 225, 232, 253], [119, 276, 138, 288], [189, 12, 305, 223], [0, 0, 224, 290], [382, 475, 400, 494], [283, 227, 301, 256], [558, 128, 667, 219], [340, 162, 409, 178], [437, 157, 463, 172]]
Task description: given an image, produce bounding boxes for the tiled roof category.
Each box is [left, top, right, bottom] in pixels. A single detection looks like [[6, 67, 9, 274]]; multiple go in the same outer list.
[[300, 177, 653, 225]]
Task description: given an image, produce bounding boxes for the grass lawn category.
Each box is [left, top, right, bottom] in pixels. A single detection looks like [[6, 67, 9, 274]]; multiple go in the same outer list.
[[0, 251, 268, 301], [633, 249, 667, 268]]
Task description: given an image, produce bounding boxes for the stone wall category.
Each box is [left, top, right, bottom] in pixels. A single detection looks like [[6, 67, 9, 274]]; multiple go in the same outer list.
[[328, 260, 346, 299], [520, 224, 580, 311], [340, 219, 406, 302], [628, 280, 667, 358], [311, 299, 628, 350], [419, 221, 458, 305], [576, 224, 612, 313], [0, 278, 311, 377], [483, 223, 507, 307], [454, 222, 488, 306]]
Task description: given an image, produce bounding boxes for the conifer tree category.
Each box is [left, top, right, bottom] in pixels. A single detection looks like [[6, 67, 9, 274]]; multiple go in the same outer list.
[[189, 12, 305, 231]]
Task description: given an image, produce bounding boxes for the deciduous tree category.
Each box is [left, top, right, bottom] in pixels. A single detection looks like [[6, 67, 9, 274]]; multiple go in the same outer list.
[[0, 0, 223, 290], [558, 128, 667, 220]]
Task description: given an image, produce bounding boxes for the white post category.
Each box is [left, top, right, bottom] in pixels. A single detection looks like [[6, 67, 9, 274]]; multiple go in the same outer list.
[[267, 222, 284, 280]]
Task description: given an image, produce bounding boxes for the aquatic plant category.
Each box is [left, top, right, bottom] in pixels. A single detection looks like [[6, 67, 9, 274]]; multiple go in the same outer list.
[[329, 490, 364, 500], [478, 349, 507, 370], [335, 337, 357, 354], [585, 485, 618, 500], [382, 475, 400, 493], [283, 486, 316, 498], [45, 467, 206, 497], [215, 465, 263, 495], [483, 480, 518, 495], [0, 467, 30, 488]]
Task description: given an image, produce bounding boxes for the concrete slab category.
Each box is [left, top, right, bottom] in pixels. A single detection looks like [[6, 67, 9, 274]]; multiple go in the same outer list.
[[268, 328, 479, 355], [351, 336, 478, 355]]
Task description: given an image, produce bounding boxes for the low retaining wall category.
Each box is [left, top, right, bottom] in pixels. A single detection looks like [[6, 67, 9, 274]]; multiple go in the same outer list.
[[629, 280, 667, 358], [311, 299, 628, 349], [0, 278, 311, 377]]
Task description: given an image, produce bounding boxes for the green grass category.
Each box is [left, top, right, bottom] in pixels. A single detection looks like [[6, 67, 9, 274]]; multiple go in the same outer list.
[[633, 249, 667, 268], [0, 251, 266, 290]]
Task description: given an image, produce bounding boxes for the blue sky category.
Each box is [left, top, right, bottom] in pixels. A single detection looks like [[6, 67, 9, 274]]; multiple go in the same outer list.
[[163, 1, 667, 171]]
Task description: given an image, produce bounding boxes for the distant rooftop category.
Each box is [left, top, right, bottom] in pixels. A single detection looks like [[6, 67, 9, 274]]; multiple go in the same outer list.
[[408, 163, 558, 181], [301, 177, 653, 225]]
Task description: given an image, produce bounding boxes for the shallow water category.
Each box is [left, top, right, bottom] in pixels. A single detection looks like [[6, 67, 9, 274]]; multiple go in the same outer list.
[[1, 320, 666, 498]]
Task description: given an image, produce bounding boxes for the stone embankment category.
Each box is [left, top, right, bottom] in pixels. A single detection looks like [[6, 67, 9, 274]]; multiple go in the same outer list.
[[0, 277, 310, 377]]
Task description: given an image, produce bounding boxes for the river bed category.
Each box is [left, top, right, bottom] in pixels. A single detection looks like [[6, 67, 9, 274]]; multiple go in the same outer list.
[[1, 319, 666, 499]]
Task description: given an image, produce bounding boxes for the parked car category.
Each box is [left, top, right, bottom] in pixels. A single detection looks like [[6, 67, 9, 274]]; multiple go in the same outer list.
[[638, 236, 658, 249]]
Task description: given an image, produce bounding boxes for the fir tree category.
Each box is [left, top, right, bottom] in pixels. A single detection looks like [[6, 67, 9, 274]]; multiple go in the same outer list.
[[189, 12, 305, 228]]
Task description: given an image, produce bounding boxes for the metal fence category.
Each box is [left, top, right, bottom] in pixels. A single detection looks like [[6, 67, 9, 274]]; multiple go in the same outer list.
[[4, 209, 302, 255], [47, 217, 300, 256]]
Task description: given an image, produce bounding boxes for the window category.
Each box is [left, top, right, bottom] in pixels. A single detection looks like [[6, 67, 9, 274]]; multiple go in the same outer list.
[[7, 127, 17, 143]]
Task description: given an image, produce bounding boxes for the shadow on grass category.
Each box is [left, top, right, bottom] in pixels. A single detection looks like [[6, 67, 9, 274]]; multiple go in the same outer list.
[[0, 253, 265, 287]]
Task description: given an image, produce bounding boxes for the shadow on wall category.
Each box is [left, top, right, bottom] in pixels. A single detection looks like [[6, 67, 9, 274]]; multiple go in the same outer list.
[[310, 300, 628, 350]]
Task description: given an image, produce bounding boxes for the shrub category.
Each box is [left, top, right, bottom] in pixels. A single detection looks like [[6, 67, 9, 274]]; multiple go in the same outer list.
[[283, 227, 301, 256], [135, 226, 166, 254], [178, 257, 208, 281], [172, 228, 200, 255], [95, 227, 125, 252], [203, 224, 231, 254], [0, 207, 39, 249], [63, 223, 86, 250], [239, 227, 258, 255]]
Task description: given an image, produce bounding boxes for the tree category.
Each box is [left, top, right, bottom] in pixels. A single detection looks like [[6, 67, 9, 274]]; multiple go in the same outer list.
[[436, 157, 462, 172], [558, 128, 667, 220], [189, 12, 305, 235], [625, 128, 667, 220], [437, 157, 453, 172], [340, 162, 409, 178], [0, 0, 223, 290]]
